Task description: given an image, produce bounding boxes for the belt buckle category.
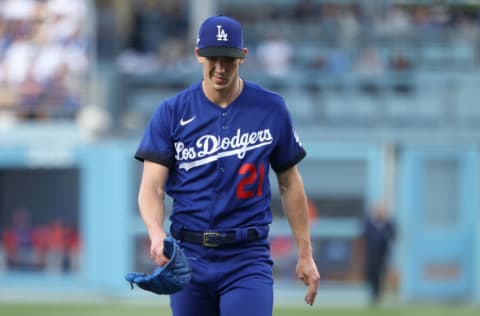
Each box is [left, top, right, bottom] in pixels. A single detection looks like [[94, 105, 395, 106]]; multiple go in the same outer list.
[[203, 232, 221, 247]]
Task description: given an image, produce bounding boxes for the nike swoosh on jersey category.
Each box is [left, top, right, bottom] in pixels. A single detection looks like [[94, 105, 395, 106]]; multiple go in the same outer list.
[[180, 116, 196, 126]]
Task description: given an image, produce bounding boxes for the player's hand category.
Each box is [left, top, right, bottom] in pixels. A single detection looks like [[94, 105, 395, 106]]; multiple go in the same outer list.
[[296, 256, 320, 306], [149, 232, 168, 266]]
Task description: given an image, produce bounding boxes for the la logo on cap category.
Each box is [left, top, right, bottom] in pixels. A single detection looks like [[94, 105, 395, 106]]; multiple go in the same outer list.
[[197, 15, 245, 58], [216, 25, 228, 42]]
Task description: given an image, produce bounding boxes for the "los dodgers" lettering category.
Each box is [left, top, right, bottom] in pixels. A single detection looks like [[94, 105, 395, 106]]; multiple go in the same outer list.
[[174, 128, 273, 171]]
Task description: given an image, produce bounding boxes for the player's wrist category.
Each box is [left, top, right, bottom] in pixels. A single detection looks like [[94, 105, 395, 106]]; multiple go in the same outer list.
[[148, 227, 166, 242], [298, 247, 313, 259]]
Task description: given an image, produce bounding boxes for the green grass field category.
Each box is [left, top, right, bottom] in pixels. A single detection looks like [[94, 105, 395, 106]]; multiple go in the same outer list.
[[0, 303, 477, 316]]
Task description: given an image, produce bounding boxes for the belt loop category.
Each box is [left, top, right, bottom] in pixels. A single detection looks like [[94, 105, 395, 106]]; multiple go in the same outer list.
[[233, 228, 249, 241], [253, 225, 269, 239], [170, 223, 184, 240], [241, 228, 249, 241], [233, 228, 244, 241]]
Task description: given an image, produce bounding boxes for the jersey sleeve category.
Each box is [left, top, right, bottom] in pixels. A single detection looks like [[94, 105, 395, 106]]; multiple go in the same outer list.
[[270, 98, 306, 173], [135, 102, 175, 168]]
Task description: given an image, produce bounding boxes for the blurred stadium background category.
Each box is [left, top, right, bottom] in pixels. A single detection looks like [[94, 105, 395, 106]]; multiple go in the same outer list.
[[1, 0, 480, 314]]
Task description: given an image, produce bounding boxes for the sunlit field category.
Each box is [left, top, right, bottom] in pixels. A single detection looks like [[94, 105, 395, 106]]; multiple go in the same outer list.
[[0, 303, 477, 316]]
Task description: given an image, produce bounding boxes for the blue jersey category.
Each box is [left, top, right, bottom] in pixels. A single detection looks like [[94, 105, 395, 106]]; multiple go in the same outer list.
[[135, 80, 306, 230]]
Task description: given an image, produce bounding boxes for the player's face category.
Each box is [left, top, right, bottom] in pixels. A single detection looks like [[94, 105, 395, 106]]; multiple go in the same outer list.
[[202, 56, 242, 91], [206, 56, 239, 87], [196, 49, 247, 92]]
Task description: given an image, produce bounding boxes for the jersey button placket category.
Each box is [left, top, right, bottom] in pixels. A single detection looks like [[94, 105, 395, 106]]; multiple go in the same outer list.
[[218, 110, 228, 192], [220, 110, 228, 132]]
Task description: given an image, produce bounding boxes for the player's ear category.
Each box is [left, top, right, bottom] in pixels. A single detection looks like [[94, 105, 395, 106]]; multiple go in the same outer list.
[[239, 48, 248, 64], [194, 48, 204, 63]]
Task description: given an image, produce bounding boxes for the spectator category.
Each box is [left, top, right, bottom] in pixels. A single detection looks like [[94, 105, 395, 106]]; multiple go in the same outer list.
[[377, 5, 412, 36], [1, 207, 39, 270], [0, 0, 88, 120], [354, 46, 385, 78], [361, 202, 396, 305], [256, 33, 293, 78], [294, 0, 322, 23], [18, 64, 44, 118], [389, 47, 413, 72]]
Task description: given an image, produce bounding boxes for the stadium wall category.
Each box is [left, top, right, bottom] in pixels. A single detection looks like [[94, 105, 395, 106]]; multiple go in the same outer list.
[[0, 136, 479, 304]]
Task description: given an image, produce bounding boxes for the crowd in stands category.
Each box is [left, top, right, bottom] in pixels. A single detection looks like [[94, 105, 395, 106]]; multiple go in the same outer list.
[[91, 1, 479, 130], [0, 207, 80, 273], [0, 0, 89, 120], [1, 1, 479, 121], [231, 2, 479, 78], [111, 1, 479, 79], [110, 0, 193, 75]]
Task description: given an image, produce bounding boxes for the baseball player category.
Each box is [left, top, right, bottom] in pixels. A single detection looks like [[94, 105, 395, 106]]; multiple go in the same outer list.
[[135, 15, 320, 316]]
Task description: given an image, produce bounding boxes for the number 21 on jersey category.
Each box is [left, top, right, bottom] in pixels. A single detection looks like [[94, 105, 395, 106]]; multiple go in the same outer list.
[[236, 162, 265, 199]]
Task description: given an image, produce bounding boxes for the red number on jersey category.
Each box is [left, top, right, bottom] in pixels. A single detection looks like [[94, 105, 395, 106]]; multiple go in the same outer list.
[[236, 163, 265, 199]]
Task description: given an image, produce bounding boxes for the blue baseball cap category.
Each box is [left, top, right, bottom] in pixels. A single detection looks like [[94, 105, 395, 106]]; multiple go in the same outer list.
[[197, 15, 245, 58]]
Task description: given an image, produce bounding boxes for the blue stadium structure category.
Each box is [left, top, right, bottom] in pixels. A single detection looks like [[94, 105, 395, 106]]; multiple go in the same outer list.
[[0, 0, 479, 306]]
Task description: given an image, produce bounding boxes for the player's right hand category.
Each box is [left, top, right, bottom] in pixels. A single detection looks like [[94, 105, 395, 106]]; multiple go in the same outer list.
[[149, 232, 168, 266]]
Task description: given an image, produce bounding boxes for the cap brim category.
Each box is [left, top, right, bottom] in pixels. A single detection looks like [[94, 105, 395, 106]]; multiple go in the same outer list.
[[198, 47, 245, 58]]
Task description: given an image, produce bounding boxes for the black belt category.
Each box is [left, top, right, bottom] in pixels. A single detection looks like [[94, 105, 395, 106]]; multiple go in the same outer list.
[[179, 228, 260, 248]]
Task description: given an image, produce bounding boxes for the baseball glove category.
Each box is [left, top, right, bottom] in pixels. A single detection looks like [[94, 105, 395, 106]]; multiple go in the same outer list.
[[125, 236, 191, 295]]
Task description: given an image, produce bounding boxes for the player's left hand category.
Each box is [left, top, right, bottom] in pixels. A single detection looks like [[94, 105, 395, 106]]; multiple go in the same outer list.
[[296, 256, 320, 306]]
